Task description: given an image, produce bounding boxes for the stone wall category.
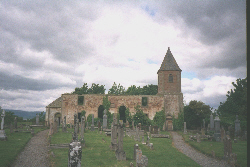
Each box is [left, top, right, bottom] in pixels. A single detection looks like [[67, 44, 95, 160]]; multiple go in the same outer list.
[[158, 70, 181, 94], [164, 93, 183, 118], [45, 107, 61, 126]]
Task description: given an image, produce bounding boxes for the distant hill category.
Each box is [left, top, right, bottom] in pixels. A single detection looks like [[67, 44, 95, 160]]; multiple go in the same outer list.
[[4, 109, 43, 119]]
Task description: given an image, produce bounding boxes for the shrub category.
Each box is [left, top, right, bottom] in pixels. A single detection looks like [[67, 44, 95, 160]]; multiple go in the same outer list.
[[153, 109, 165, 130], [173, 111, 184, 130]]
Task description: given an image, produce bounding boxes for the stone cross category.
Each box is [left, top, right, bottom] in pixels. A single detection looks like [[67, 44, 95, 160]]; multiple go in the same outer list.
[[36, 114, 39, 125], [68, 141, 82, 167], [80, 116, 85, 139], [234, 115, 241, 137], [184, 122, 187, 134], [14, 117, 17, 129], [134, 144, 139, 160], [214, 114, 221, 142], [91, 114, 94, 131], [115, 122, 126, 160], [103, 109, 107, 129], [221, 127, 225, 141], [110, 113, 118, 150], [210, 114, 214, 130]]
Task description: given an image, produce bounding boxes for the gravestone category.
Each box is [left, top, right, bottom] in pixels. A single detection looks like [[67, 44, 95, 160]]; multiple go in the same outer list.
[[223, 135, 232, 160], [234, 115, 241, 137], [63, 116, 67, 132], [103, 109, 107, 129], [115, 122, 126, 160], [184, 122, 187, 134], [53, 118, 58, 133], [80, 116, 85, 139], [132, 121, 135, 130], [136, 149, 148, 167], [210, 114, 214, 131], [141, 136, 145, 144], [86, 122, 89, 128], [201, 128, 205, 136], [10, 124, 13, 133], [207, 124, 210, 131], [98, 121, 101, 131], [221, 127, 225, 141], [72, 114, 78, 141], [0, 110, 7, 140], [91, 114, 94, 131], [214, 114, 221, 142], [152, 126, 158, 134], [49, 122, 53, 135], [197, 133, 201, 143], [203, 119, 205, 128], [134, 144, 139, 160], [36, 114, 39, 125], [14, 117, 17, 129], [146, 135, 150, 145], [110, 113, 118, 150], [68, 141, 82, 167], [76, 119, 79, 134]]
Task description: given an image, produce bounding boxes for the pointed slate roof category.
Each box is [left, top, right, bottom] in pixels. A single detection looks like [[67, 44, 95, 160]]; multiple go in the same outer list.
[[46, 96, 62, 108], [158, 47, 181, 73]]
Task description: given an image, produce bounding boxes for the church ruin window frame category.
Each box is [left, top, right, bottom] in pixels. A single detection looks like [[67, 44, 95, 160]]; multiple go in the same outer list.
[[78, 95, 84, 105], [142, 97, 148, 107], [169, 74, 173, 83]]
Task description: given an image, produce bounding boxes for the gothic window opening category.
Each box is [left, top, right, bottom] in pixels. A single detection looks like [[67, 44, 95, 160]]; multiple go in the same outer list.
[[169, 74, 173, 83], [142, 97, 148, 106], [78, 96, 84, 105]]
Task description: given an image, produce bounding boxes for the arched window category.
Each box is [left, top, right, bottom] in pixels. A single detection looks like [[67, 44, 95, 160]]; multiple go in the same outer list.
[[169, 74, 173, 82]]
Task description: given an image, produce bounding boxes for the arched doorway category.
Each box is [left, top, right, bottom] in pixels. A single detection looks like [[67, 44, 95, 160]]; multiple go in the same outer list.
[[54, 113, 61, 126], [119, 106, 126, 123], [98, 105, 105, 119], [165, 115, 173, 131]]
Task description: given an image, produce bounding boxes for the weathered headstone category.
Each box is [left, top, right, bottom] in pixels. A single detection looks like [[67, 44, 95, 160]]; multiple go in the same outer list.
[[10, 124, 13, 133], [63, 116, 67, 132], [136, 149, 148, 167], [223, 135, 232, 160], [76, 119, 79, 134], [152, 126, 158, 134], [110, 113, 118, 150], [53, 117, 58, 133], [36, 114, 39, 125], [98, 121, 101, 131], [132, 121, 135, 130], [201, 128, 205, 136], [234, 115, 241, 137], [141, 136, 145, 144], [80, 116, 85, 139], [134, 144, 139, 160], [146, 135, 150, 145], [214, 114, 221, 142], [91, 114, 94, 131], [68, 141, 82, 167], [115, 122, 126, 160], [184, 122, 187, 134], [0, 110, 7, 140], [221, 127, 225, 141], [210, 114, 214, 131], [103, 109, 107, 129], [72, 114, 78, 141], [14, 117, 17, 129], [197, 133, 201, 143]]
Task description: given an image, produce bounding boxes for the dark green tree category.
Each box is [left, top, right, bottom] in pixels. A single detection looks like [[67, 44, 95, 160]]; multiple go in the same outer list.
[[72, 83, 105, 95], [108, 82, 125, 95], [72, 83, 89, 95], [217, 77, 247, 130], [0, 107, 17, 126], [125, 85, 142, 95], [184, 100, 212, 129], [153, 109, 165, 130], [141, 84, 158, 95], [132, 105, 152, 126]]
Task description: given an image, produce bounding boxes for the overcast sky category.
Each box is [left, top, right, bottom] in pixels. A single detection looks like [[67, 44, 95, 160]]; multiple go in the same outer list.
[[0, 0, 246, 112]]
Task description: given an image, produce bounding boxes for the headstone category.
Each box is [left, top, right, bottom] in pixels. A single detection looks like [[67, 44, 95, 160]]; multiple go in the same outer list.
[[98, 121, 101, 131], [14, 117, 17, 129], [152, 126, 158, 134], [146, 135, 150, 145], [207, 123, 210, 131], [53, 118, 58, 133], [0, 110, 7, 140], [86, 122, 89, 128], [201, 128, 205, 136], [36, 114, 39, 125], [63, 116, 67, 132], [148, 143, 153, 150], [134, 144, 139, 160], [80, 116, 85, 139], [110, 113, 118, 150], [214, 114, 221, 142], [197, 133, 201, 143], [72, 114, 78, 141], [203, 119, 205, 128], [136, 149, 148, 167], [234, 115, 241, 137], [31, 129, 34, 136], [91, 114, 94, 131], [115, 122, 126, 160], [221, 127, 225, 141], [68, 141, 82, 167], [141, 136, 144, 144], [223, 135, 232, 160], [49, 122, 53, 135], [184, 122, 187, 134], [210, 114, 214, 130], [76, 119, 79, 134], [103, 109, 107, 129], [10, 124, 13, 133]]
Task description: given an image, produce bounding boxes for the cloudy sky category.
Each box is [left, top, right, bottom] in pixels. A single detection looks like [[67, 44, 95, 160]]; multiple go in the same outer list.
[[0, 0, 246, 112]]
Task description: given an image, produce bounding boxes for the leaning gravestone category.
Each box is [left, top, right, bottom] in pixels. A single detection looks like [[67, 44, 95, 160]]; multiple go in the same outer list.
[[0, 110, 7, 140], [80, 116, 85, 139], [103, 109, 107, 129], [36, 113, 39, 125], [210, 114, 214, 131], [68, 134, 82, 167], [234, 115, 241, 137], [115, 122, 126, 160], [91, 114, 94, 131], [214, 114, 221, 142]]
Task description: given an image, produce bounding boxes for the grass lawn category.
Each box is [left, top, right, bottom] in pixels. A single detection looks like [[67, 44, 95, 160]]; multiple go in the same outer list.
[[179, 131, 247, 167], [0, 124, 47, 167], [50, 128, 201, 167]]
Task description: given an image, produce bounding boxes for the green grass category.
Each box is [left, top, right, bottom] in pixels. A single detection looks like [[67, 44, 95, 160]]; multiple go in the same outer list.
[[0, 124, 47, 167], [179, 131, 247, 167], [50, 129, 201, 167]]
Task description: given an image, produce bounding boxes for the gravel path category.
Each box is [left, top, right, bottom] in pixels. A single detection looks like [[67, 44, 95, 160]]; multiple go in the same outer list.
[[171, 132, 230, 167], [11, 129, 50, 167]]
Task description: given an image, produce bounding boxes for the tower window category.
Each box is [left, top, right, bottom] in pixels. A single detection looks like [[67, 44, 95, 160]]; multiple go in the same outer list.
[[169, 74, 173, 83], [142, 97, 148, 106], [78, 96, 84, 105]]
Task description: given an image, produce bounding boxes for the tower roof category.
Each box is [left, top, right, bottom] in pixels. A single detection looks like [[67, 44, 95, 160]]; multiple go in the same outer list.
[[158, 47, 181, 73]]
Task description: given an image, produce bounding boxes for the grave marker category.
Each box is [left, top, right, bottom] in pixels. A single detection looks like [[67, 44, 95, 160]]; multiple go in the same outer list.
[[91, 114, 94, 131], [103, 109, 107, 129], [81, 116, 85, 139], [68, 141, 82, 167], [184, 122, 187, 134], [210, 114, 214, 130], [234, 115, 241, 137], [214, 114, 221, 142], [115, 122, 126, 160], [0, 110, 7, 140], [36, 114, 39, 125]]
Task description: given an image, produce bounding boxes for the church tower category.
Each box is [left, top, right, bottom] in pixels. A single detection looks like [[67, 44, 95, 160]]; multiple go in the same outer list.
[[158, 47, 183, 130]]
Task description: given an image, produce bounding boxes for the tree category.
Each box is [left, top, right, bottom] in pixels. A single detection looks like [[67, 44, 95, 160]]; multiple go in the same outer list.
[[0, 107, 17, 126], [72, 83, 89, 95], [125, 85, 141, 95], [184, 100, 212, 129], [153, 109, 165, 130], [141, 84, 158, 95], [108, 82, 125, 95], [39, 111, 45, 122], [72, 83, 105, 95], [132, 105, 152, 126], [217, 77, 247, 130]]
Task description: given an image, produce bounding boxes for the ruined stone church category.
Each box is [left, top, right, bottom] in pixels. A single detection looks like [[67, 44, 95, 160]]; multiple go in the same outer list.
[[45, 47, 183, 130]]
